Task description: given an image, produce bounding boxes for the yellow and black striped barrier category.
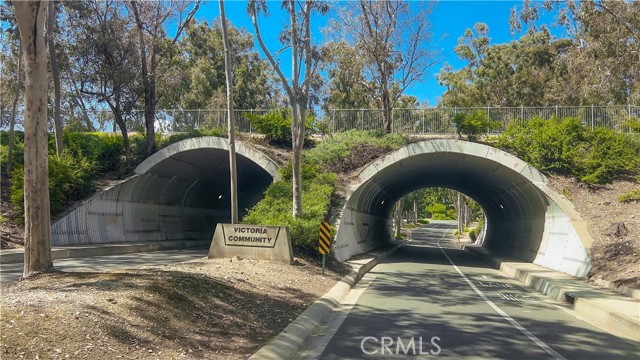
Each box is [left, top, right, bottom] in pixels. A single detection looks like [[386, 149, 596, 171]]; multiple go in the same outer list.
[[319, 221, 332, 274]]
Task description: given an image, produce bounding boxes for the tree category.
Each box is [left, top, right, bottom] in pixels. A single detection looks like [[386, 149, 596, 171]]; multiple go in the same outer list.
[[129, 0, 200, 156], [174, 19, 278, 112], [438, 24, 573, 107], [321, 40, 371, 110], [46, 0, 63, 155], [331, 0, 438, 132], [219, 0, 238, 224], [248, 0, 328, 218], [13, 0, 55, 277], [67, 0, 140, 158], [510, 0, 639, 104]]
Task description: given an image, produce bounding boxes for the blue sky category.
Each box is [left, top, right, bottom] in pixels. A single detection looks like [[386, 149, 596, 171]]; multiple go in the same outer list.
[[190, 0, 565, 105]]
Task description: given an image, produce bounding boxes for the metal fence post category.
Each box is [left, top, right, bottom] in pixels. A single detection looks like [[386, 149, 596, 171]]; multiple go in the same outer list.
[[555, 105, 558, 117], [591, 104, 594, 129]]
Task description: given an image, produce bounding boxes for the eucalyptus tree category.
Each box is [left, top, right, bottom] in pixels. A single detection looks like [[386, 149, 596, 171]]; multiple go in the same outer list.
[[13, 0, 55, 276], [330, 0, 438, 132], [176, 19, 277, 111], [66, 0, 140, 157], [128, 0, 200, 156], [247, 0, 328, 218], [510, 0, 639, 104]]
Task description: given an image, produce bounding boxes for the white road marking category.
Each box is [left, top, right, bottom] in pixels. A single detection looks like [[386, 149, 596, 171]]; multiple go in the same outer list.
[[298, 273, 378, 360], [436, 225, 567, 360]]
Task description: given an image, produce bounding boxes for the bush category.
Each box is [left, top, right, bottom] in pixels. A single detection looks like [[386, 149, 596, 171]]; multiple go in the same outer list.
[[10, 151, 96, 224], [304, 130, 408, 173], [493, 117, 640, 184], [619, 189, 640, 203], [246, 110, 314, 146], [244, 168, 338, 252], [417, 219, 430, 224], [452, 111, 501, 141], [0, 133, 25, 171], [469, 228, 478, 242], [156, 128, 227, 149], [63, 131, 124, 172]]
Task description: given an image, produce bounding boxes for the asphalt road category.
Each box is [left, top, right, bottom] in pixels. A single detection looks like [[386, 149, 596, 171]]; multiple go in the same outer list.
[[302, 220, 639, 360], [0, 248, 208, 286]]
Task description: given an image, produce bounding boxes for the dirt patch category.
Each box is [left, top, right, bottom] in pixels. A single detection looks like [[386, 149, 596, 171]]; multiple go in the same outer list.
[[1, 255, 351, 359], [547, 175, 640, 289]]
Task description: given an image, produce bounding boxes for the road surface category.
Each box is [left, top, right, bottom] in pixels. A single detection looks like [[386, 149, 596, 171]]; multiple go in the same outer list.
[[301, 221, 639, 360], [0, 248, 208, 286]]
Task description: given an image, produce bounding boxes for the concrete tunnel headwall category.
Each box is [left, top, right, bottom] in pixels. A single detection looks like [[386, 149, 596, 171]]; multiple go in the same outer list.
[[334, 139, 593, 277], [52, 137, 279, 246]]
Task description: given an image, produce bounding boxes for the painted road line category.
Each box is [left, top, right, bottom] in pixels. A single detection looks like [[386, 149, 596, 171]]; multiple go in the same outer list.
[[298, 273, 378, 360], [437, 226, 568, 360]]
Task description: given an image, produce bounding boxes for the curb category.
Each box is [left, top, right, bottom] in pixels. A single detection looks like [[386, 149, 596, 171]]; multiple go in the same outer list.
[[248, 243, 402, 360], [464, 245, 640, 341], [0, 240, 211, 265]]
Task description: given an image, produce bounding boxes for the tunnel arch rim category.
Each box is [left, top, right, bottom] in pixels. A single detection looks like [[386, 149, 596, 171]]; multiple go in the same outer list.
[[345, 139, 592, 250], [134, 136, 281, 181]]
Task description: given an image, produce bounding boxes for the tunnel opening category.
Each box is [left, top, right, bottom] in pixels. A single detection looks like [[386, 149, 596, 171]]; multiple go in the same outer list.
[[334, 140, 592, 277], [52, 137, 279, 247]]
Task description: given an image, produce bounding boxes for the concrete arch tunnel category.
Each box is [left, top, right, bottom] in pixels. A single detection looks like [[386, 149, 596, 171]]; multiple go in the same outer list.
[[334, 139, 593, 277], [52, 137, 279, 246]]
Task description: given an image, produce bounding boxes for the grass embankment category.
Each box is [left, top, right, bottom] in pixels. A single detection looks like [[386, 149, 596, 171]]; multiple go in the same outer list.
[[244, 130, 408, 253]]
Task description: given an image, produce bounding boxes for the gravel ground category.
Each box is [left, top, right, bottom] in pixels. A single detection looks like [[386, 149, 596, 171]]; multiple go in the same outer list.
[[547, 175, 640, 289], [1, 255, 350, 359]]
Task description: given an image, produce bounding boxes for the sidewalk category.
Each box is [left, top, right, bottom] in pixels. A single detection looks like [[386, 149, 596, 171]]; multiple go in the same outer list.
[[465, 244, 640, 342], [0, 239, 211, 264]]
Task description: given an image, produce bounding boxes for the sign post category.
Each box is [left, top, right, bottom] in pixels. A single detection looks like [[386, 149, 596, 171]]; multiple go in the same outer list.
[[319, 221, 332, 275]]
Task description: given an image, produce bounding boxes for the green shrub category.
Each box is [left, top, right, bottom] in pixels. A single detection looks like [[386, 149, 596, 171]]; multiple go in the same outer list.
[[246, 110, 314, 146], [0, 135, 25, 171], [305, 130, 408, 169], [619, 189, 640, 203], [493, 117, 640, 184], [244, 171, 338, 252], [452, 111, 501, 141], [63, 131, 124, 172], [10, 151, 96, 224], [469, 228, 478, 242], [417, 219, 430, 224], [156, 128, 227, 149]]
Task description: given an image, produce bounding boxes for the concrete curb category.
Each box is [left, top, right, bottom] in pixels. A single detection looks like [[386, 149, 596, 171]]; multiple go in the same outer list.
[[590, 278, 640, 301], [464, 245, 640, 341], [248, 243, 402, 360], [0, 240, 211, 265]]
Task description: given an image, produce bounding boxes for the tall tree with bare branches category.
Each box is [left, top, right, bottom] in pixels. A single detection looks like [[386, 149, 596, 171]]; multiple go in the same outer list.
[[247, 0, 327, 218], [128, 0, 200, 156], [330, 0, 438, 132]]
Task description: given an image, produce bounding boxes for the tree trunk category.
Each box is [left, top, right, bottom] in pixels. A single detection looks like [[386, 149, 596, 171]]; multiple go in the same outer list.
[[14, 0, 55, 277], [395, 197, 403, 238], [220, 0, 238, 224], [413, 198, 418, 224], [291, 105, 305, 218], [47, 1, 63, 155], [7, 41, 22, 177], [112, 109, 130, 159], [381, 90, 392, 133], [130, 2, 155, 156]]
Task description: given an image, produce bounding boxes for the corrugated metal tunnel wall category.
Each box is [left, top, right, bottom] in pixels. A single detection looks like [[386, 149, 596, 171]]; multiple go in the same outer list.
[[52, 137, 279, 246], [334, 140, 593, 277]]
